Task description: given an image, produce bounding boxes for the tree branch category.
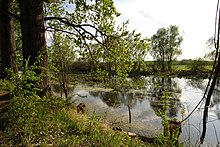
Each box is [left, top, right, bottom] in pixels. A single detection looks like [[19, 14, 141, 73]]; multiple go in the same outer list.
[[46, 26, 76, 36], [44, 16, 105, 44]]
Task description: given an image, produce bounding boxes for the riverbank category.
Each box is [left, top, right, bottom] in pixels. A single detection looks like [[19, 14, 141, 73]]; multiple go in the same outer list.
[[0, 89, 149, 146], [2, 73, 216, 146], [63, 75, 219, 146]]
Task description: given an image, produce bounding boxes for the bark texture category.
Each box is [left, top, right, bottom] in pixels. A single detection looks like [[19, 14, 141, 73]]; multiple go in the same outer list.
[[0, 0, 18, 78], [18, 0, 50, 94]]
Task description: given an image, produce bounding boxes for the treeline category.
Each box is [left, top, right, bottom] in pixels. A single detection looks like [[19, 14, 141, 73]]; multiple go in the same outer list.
[[67, 59, 213, 77], [176, 59, 213, 66]]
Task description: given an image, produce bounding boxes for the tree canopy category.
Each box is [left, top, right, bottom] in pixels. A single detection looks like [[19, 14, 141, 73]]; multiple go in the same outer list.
[[150, 25, 183, 72], [0, 0, 151, 92]]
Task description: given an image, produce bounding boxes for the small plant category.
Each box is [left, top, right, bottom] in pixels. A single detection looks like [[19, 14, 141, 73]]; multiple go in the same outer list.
[[154, 92, 182, 147]]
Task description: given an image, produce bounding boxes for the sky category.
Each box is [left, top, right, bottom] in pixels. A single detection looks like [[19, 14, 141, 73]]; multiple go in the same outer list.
[[114, 0, 217, 60]]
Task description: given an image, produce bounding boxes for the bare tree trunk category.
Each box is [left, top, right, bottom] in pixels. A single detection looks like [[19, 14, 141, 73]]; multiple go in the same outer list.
[[0, 0, 18, 78], [18, 0, 50, 95]]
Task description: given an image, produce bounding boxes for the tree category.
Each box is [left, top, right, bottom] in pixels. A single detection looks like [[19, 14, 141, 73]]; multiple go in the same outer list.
[[0, 0, 18, 78], [102, 26, 134, 80], [150, 25, 183, 72], [166, 25, 183, 71], [15, 0, 119, 95], [0, 0, 138, 94], [49, 31, 76, 99], [127, 31, 149, 74], [17, 0, 51, 95], [150, 28, 168, 72], [101, 22, 149, 81]]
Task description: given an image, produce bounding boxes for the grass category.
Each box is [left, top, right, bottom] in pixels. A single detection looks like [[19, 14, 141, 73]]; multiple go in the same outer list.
[[172, 65, 190, 71], [0, 94, 149, 146]]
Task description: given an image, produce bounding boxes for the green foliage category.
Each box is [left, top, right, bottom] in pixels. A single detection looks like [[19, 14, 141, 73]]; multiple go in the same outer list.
[[150, 25, 183, 72], [45, 0, 119, 52], [0, 60, 63, 144], [1, 60, 43, 97], [100, 21, 149, 83], [44, 1, 149, 83], [153, 92, 182, 147], [204, 37, 216, 60], [48, 30, 77, 98], [189, 58, 206, 73]]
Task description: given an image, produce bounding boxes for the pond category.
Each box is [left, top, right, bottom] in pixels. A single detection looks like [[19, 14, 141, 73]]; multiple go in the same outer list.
[[53, 76, 220, 146]]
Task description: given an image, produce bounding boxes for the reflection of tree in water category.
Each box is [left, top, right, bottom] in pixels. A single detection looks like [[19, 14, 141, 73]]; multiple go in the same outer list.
[[210, 79, 220, 119], [51, 83, 75, 97], [121, 92, 137, 108], [188, 78, 220, 119], [148, 77, 182, 118], [121, 92, 138, 123], [187, 78, 206, 90], [88, 77, 148, 110], [89, 91, 138, 109], [89, 91, 122, 108], [214, 106, 220, 120], [89, 90, 138, 123]]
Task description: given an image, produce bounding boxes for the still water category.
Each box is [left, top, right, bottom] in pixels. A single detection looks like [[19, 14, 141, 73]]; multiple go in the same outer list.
[[54, 77, 220, 146]]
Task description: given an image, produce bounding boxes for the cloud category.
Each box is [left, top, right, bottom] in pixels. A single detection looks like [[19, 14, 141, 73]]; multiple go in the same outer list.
[[114, 0, 217, 59], [139, 10, 154, 20]]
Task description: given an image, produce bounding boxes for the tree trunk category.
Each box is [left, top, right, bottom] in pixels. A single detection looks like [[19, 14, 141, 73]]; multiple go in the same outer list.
[[168, 52, 173, 72], [0, 0, 18, 78], [162, 54, 165, 72], [168, 58, 172, 72], [18, 0, 50, 95]]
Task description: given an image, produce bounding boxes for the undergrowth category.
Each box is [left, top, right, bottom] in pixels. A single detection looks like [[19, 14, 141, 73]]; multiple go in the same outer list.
[[0, 62, 148, 146]]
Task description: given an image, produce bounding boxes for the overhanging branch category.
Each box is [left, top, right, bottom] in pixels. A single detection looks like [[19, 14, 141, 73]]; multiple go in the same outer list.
[[46, 26, 76, 36], [45, 16, 105, 45]]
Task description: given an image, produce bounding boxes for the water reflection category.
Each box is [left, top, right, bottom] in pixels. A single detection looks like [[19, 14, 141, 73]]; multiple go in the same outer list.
[[89, 90, 138, 123], [52, 76, 220, 145], [211, 79, 220, 106], [148, 77, 182, 118], [89, 91, 122, 108], [52, 83, 75, 98], [187, 78, 220, 120], [88, 77, 183, 123], [186, 78, 206, 90]]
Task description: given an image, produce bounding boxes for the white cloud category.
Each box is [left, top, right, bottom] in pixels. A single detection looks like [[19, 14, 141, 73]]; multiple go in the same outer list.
[[114, 0, 217, 59]]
